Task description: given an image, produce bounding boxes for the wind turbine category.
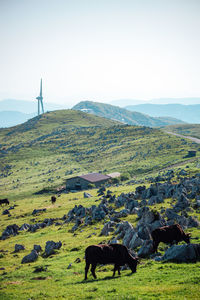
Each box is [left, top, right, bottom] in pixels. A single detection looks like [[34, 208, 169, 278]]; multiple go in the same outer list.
[[36, 78, 44, 116]]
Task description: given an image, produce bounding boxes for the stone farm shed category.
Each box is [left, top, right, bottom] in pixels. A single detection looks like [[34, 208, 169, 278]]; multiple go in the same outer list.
[[66, 172, 120, 190]]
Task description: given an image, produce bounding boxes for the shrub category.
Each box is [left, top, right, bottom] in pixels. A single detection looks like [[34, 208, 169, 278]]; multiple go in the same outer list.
[[120, 173, 130, 181]]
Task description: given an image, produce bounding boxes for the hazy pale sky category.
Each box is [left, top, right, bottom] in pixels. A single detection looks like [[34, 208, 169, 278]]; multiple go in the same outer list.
[[0, 0, 200, 106]]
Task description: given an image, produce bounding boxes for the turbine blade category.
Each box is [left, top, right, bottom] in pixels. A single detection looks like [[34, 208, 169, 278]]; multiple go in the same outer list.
[[40, 78, 42, 97]]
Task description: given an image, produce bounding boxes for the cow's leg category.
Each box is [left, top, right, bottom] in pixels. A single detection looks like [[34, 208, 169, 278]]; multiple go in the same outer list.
[[113, 264, 120, 277], [153, 241, 158, 253], [117, 266, 121, 275], [85, 262, 90, 280], [91, 263, 97, 279]]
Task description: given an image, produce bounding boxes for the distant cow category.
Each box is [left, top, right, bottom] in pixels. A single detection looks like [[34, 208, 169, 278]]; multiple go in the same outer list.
[[84, 243, 138, 280], [0, 198, 9, 206], [151, 224, 191, 253], [51, 196, 56, 204]]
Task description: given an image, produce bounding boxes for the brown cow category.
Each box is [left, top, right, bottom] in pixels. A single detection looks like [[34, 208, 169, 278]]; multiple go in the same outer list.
[[151, 224, 191, 253], [0, 198, 9, 206], [84, 243, 138, 280], [51, 196, 56, 204]]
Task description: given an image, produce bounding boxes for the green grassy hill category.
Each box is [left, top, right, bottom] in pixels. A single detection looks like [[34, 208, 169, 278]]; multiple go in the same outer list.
[[73, 101, 185, 127], [0, 110, 198, 198], [0, 110, 200, 299], [163, 124, 200, 139]]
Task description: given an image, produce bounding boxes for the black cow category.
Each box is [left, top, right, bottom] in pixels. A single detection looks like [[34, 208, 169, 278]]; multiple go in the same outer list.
[[151, 224, 191, 253], [0, 198, 9, 206], [51, 196, 56, 204], [84, 243, 138, 280]]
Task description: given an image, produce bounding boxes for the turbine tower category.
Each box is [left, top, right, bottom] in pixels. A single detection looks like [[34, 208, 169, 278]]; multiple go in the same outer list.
[[36, 78, 44, 116]]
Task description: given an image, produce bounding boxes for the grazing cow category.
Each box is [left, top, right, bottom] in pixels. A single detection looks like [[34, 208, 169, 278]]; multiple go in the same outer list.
[[84, 243, 138, 280], [151, 224, 191, 253], [0, 198, 9, 206], [51, 196, 56, 204]]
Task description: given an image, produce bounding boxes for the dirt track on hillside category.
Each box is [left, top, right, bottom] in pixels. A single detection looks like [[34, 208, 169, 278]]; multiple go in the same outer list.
[[166, 131, 200, 144]]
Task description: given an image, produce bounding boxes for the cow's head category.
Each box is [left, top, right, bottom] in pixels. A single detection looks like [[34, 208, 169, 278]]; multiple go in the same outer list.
[[128, 256, 138, 273], [184, 233, 191, 244]]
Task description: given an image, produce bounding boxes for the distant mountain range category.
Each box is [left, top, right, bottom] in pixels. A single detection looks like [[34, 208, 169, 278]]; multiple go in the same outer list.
[[0, 111, 35, 128], [125, 104, 200, 124], [111, 97, 200, 107], [1, 98, 199, 128], [0, 99, 65, 113], [0, 99, 66, 127], [73, 101, 185, 127]]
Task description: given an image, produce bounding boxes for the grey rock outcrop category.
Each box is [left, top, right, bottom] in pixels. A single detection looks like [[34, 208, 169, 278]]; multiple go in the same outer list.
[[43, 240, 62, 257], [14, 244, 25, 253], [33, 245, 42, 253], [21, 250, 38, 264], [100, 221, 116, 236], [161, 244, 200, 262], [137, 240, 154, 257], [32, 208, 46, 215], [1, 224, 19, 240]]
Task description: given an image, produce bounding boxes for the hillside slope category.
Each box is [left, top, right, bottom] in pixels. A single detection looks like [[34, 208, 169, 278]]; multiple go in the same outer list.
[[163, 124, 200, 139], [125, 103, 200, 124], [0, 109, 198, 197], [73, 101, 185, 127]]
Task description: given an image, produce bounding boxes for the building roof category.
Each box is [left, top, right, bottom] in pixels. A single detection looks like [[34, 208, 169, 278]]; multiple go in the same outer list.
[[79, 173, 110, 183], [107, 172, 121, 178]]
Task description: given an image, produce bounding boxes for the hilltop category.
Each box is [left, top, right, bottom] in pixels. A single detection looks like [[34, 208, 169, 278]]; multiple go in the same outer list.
[[73, 101, 185, 127], [0, 109, 198, 198]]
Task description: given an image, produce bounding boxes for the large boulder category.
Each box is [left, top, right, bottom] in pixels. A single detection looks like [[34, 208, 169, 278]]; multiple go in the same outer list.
[[21, 250, 38, 264], [187, 216, 200, 228], [137, 225, 151, 240], [44, 240, 62, 257], [174, 194, 190, 212], [71, 218, 82, 232], [91, 206, 106, 221], [138, 240, 154, 258], [100, 221, 116, 236], [1, 224, 19, 240], [115, 221, 133, 239], [122, 227, 135, 248], [129, 233, 143, 250], [161, 244, 200, 262]]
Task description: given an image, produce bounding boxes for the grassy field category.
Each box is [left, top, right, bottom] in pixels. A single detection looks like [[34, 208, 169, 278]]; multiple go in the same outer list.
[[0, 172, 200, 300], [0, 111, 200, 299]]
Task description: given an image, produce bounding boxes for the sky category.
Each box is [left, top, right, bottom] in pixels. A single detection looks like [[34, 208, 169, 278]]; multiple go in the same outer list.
[[0, 0, 200, 107]]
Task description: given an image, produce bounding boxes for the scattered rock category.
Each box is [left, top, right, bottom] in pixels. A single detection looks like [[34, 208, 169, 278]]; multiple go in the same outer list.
[[14, 244, 25, 253], [67, 263, 72, 269], [84, 192, 92, 198], [43, 241, 62, 257], [21, 250, 38, 264], [33, 245, 42, 253], [32, 208, 47, 215]]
